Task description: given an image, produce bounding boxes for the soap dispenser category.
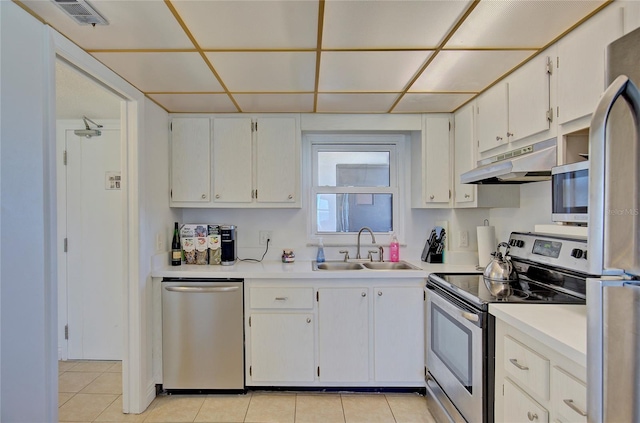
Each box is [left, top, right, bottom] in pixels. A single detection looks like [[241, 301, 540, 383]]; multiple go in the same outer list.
[[316, 238, 325, 263], [389, 233, 400, 262]]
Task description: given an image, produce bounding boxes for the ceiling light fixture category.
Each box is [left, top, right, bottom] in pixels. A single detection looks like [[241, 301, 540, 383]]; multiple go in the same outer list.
[[51, 0, 108, 26]]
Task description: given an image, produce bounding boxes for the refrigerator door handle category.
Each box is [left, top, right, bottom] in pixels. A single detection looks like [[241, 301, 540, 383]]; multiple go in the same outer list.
[[588, 75, 640, 276]]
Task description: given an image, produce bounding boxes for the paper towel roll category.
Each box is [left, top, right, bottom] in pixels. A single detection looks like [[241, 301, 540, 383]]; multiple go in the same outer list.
[[477, 225, 496, 267]]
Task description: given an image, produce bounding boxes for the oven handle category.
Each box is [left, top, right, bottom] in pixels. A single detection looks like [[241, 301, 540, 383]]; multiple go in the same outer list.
[[427, 285, 483, 328]]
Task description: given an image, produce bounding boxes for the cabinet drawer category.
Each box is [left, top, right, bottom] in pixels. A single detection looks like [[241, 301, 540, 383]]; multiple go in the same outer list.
[[250, 287, 313, 309], [552, 366, 587, 423], [504, 377, 549, 423], [504, 335, 550, 400]]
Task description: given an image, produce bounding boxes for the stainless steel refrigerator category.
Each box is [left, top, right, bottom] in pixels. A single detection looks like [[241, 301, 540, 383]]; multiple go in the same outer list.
[[587, 26, 640, 423]]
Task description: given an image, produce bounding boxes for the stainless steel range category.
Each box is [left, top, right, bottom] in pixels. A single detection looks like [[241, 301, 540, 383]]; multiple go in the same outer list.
[[425, 232, 595, 423]]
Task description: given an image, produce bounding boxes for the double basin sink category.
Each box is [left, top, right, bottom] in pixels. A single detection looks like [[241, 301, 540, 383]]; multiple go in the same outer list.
[[312, 260, 421, 271]]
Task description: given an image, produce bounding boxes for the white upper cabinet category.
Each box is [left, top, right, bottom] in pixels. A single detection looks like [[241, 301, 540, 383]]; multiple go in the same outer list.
[[508, 52, 554, 142], [476, 82, 509, 154], [212, 117, 254, 203], [453, 102, 475, 205], [170, 117, 211, 203], [557, 3, 624, 126], [170, 114, 301, 208], [412, 114, 452, 208]]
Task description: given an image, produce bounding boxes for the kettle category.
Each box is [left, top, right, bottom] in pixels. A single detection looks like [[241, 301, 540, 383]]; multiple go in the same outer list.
[[483, 242, 518, 297]]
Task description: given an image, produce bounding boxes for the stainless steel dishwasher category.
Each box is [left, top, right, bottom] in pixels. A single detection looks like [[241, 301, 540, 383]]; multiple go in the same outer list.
[[161, 278, 244, 391]]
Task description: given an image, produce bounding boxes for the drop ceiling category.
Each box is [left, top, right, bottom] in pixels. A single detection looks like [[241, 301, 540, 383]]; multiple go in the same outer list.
[[20, 0, 610, 114]]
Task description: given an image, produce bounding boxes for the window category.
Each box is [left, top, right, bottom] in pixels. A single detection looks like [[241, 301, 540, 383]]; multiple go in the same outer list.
[[308, 134, 403, 242]]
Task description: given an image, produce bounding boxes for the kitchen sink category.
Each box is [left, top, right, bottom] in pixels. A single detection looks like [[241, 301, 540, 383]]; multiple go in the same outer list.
[[361, 261, 421, 270], [312, 260, 421, 271], [312, 261, 364, 271]]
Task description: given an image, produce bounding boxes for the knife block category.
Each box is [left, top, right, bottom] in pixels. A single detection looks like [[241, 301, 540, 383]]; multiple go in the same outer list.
[[426, 252, 443, 263]]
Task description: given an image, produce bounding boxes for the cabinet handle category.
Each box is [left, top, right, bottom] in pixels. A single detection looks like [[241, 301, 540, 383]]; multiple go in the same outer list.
[[288, 194, 293, 200], [306, 317, 311, 324], [509, 358, 529, 371], [215, 194, 220, 199], [201, 194, 206, 199], [361, 292, 367, 297], [496, 136, 503, 141], [378, 291, 383, 296], [429, 195, 435, 200], [507, 132, 514, 137], [464, 194, 470, 198], [527, 411, 538, 421], [563, 399, 587, 417], [275, 297, 288, 301]]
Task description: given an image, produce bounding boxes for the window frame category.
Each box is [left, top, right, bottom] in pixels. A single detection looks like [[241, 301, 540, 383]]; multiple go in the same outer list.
[[306, 133, 405, 245]]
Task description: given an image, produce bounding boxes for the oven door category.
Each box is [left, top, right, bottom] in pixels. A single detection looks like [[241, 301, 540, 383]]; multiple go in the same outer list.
[[426, 285, 484, 422]]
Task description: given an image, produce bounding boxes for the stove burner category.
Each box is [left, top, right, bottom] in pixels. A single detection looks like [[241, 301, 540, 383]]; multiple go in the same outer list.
[[493, 289, 529, 301]]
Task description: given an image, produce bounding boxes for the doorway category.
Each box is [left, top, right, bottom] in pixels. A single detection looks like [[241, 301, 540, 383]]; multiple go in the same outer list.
[[55, 60, 124, 361]]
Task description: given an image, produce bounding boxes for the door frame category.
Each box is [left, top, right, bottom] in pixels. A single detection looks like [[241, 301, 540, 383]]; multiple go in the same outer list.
[[48, 29, 149, 413], [57, 120, 122, 361]]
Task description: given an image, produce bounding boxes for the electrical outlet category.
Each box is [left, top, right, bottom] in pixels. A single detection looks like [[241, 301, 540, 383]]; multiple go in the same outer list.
[[156, 232, 164, 251], [259, 230, 272, 245], [458, 230, 469, 248]]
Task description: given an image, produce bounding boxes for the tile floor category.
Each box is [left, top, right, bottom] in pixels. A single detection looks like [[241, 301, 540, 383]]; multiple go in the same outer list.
[[59, 360, 436, 423]]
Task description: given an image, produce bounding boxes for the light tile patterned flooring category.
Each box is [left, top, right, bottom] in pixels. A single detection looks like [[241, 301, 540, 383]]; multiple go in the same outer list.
[[59, 360, 436, 423]]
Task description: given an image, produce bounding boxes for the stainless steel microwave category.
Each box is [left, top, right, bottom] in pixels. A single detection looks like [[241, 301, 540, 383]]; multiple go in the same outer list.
[[552, 161, 589, 224]]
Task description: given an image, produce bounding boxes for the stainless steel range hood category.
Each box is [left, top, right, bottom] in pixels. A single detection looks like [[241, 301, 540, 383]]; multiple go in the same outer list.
[[461, 138, 557, 184]]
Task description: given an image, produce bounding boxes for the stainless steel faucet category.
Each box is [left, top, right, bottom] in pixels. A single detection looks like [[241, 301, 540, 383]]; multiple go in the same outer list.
[[356, 227, 376, 259]]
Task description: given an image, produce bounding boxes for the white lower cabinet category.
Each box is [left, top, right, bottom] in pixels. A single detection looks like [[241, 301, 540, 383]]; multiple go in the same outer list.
[[318, 288, 370, 382], [495, 318, 587, 423], [245, 279, 425, 387]]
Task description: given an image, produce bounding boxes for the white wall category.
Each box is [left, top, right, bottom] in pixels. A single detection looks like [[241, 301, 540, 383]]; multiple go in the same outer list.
[[0, 1, 57, 421]]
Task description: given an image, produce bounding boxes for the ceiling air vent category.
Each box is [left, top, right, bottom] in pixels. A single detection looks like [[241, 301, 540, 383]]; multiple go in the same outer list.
[[51, 0, 108, 26]]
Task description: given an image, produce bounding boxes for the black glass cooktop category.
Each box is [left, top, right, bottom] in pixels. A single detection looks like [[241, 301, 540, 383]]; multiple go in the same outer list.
[[427, 273, 586, 309]]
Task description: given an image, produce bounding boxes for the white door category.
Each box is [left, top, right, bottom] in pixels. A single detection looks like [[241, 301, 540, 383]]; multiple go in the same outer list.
[[66, 127, 122, 360]]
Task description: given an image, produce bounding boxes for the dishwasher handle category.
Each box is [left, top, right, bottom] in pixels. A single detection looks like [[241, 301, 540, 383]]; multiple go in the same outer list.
[[164, 286, 239, 293]]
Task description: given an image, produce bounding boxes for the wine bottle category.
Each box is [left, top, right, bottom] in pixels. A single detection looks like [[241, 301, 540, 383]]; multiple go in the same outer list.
[[171, 222, 181, 266]]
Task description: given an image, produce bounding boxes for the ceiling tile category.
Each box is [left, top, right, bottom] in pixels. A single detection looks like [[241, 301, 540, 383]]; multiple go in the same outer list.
[[172, 0, 319, 49], [91, 52, 223, 92], [22, 0, 193, 49], [323, 0, 472, 49], [148, 94, 237, 113], [206, 52, 316, 92], [233, 94, 315, 113], [393, 93, 474, 113], [410, 50, 534, 92], [446, 0, 607, 48], [316, 94, 399, 113], [319, 51, 432, 92]]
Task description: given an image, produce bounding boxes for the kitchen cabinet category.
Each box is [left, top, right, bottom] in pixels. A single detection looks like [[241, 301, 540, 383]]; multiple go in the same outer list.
[[453, 102, 520, 208], [212, 116, 301, 207], [170, 115, 301, 208], [318, 287, 370, 382], [411, 114, 452, 208], [476, 82, 509, 154], [247, 287, 315, 383], [373, 286, 424, 382], [556, 3, 624, 126], [169, 117, 211, 203], [494, 317, 587, 423]]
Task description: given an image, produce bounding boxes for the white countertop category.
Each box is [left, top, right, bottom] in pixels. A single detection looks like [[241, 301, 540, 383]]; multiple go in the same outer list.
[[489, 303, 587, 367], [151, 259, 478, 279]]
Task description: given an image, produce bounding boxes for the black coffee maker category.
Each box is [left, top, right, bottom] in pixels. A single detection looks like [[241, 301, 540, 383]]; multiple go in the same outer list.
[[220, 225, 237, 265]]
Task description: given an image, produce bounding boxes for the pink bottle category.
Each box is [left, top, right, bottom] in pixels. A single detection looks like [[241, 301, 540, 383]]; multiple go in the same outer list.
[[389, 233, 400, 262]]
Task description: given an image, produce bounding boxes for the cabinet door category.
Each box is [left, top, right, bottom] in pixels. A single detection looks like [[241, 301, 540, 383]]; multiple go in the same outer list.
[[318, 288, 369, 382], [373, 287, 424, 382], [557, 4, 623, 124], [255, 117, 299, 204], [212, 117, 253, 203], [170, 118, 211, 203], [504, 378, 550, 423], [509, 54, 552, 141], [249, 313, 315, 382], [424, 116, 451, 204], [454, 103, 476, 205], [477, 82, 509, 154]]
